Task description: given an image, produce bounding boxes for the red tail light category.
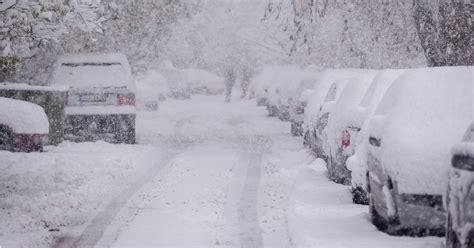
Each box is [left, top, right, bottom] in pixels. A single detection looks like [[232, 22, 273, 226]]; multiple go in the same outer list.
[[341, 130, 350, 148], [117, 94, 135, 106]]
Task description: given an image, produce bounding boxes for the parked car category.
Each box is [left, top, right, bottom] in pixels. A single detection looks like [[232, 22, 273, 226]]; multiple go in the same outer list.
[[0, 97, 49, 152], [280, 71, 320, 122], [366, 66, 472, 236], [324, 72, 377, 185], [290, 89, 313, 136], [160, 68, 192, 100], [0, 83, 68, 145], [345, 69, 406, 204], [51, 53, 136, 144], [446, 122, 474, 248], [136, 70, 169, 111], [251, 66, 283, 107], [302, 69, 373, 149], [265, 66, 303, 118], [183, 69, 225, 95], [311, 79, 351, 161]]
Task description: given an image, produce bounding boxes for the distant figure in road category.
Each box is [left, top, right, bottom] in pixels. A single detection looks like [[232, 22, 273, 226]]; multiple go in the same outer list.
[[224, 68, 236, 102], [240, 67, 251, 100]]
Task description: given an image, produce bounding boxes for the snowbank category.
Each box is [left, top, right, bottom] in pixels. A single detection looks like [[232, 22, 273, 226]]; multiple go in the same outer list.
[[0, 97, 49, 134], [374, 66, 473, 195], [51, 53, 135, 90], [287, 159, 442, 248]]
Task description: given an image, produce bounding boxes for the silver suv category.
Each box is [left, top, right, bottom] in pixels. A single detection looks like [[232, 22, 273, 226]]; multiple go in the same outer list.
[[51, 53, 136, 144]]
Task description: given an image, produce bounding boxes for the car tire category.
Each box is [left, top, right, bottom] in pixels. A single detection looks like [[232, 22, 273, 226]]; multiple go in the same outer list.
[[446, 212, 462, 248], [368, 174, 389, 231], [352, 186, 368, 205], [115, 116, 136, 144]]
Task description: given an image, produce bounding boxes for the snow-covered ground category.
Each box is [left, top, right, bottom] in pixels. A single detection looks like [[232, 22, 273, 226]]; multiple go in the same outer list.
[[0, 95, 442, 247]]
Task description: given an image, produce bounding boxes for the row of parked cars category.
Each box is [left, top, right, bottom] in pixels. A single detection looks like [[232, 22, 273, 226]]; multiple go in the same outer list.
[[0, 53, 227, 152], [252, 65, 473, 247]]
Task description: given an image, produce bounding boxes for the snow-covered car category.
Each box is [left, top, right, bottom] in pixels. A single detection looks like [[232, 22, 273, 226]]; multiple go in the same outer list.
[[345, 69, 406, 204], [311, 79, 351, 162], [366, 66, 473, 236], [324, 72, 378, 185], [183, 69, 225, 95], [290, 89, 313, 136], [51, 53, 136, 144], [303, 69, 374, 149], [160, 68, 192, 100], [251, 66, 282, 106], [265, 65, 303, 118], [446, 122, 474, 248], [0, 97, 49, 152], [136, 70, 170, 111]]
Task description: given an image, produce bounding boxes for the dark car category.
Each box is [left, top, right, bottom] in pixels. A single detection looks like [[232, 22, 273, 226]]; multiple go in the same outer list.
[[51, 53, 136, 144], [0, 97, 49, 152], [446, 122, 474, 248]]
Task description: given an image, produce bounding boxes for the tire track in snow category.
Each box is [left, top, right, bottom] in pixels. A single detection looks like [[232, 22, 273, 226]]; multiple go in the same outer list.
[[52, 146, 189, 248], [238, 151, 264, 248], [236, 137, 272, 248]]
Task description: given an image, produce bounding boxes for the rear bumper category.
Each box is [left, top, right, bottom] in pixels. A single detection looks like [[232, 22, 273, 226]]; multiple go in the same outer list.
[[13, 134, 46, 152], [64, 113, 135, 144]]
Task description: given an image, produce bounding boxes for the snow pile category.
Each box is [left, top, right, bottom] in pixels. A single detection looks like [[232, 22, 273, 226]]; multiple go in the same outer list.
[[51, 53, 135, 90], [287, 159, 443, 248], [0, 142, 161, 247], [373, 66, 473, 195], [346, 69, 406, 189], [0, 97, 49, 134]]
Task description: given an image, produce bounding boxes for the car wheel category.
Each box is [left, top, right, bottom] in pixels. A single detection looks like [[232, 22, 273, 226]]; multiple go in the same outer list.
[[446, 212, 462, 248], [115, 117, 135, 144], [368, 175, 388, 231], [352, 186, 368, 205], [0, 126, 14, 151], [467, 234, 474, 248]]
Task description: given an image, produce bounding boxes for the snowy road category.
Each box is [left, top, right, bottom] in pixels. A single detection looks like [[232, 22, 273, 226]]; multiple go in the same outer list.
[[1, 96, 443, 248]]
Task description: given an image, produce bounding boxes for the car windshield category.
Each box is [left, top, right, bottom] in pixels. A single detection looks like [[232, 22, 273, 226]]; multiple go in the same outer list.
[[452, 155, 474, 171]]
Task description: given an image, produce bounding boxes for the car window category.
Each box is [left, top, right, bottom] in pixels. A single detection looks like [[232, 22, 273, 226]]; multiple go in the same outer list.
[[324, 83, 337, 102]]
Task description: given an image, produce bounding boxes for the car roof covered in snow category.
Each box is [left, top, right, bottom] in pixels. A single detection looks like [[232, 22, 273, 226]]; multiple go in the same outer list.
[[304, 68, 377, 128], [0, 83, 69, 92], [451, 122, 474, 157], [51, 53, 135, 91], [373, 66, 473, 195], [136, 70, 169, 93], [0, 97, 49, 134]]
